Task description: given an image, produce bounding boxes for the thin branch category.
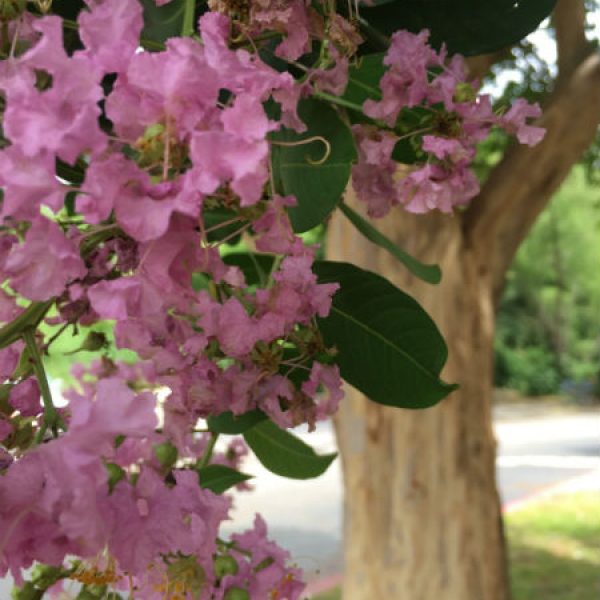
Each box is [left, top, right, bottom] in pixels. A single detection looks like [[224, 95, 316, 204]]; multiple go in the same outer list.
[[554, 0, 592, 82], [465, 48, 513, 82]]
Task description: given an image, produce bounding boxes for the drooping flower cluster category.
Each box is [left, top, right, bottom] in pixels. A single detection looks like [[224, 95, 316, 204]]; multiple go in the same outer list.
[[0, 1, 545, 598], [0, 3, 342, 597], [352, 29, 545, 217]]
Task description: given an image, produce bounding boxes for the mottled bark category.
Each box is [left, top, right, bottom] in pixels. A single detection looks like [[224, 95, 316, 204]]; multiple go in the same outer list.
[[329, 208, 505, 599]]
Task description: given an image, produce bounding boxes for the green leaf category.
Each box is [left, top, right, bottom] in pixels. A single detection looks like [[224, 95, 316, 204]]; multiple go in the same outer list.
[[139, 0, 186, 44], [358, 0, 557, 56], [196, 464, 253, 494], [244, 420, 336, 479], [271, 98, 357, 233], [207, 409, 268, 434], [314, 261, 456, 408], [203, 207, 245, 245], [342, 53, 386, 107], [56, 158, 85, 185], [223, 253, 276, 287], [338, 202, 441, 284]]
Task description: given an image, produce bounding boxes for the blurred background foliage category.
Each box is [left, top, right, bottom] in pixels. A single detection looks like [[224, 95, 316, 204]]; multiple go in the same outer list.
[[494, 169, 600, 398], [469, 6, 600, 400]]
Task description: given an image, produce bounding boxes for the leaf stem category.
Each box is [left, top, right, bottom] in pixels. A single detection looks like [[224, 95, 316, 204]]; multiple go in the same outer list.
[[0, 300, 53, 350], [313, 91, 365, 115], [182, 0, 196, 37], [23, 328, 64, 439], [198, 432, 219, 469]]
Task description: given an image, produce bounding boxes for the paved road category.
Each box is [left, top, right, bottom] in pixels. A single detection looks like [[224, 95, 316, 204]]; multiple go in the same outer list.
[[495, 409, 600, 504], [227, 405, 600, 579]]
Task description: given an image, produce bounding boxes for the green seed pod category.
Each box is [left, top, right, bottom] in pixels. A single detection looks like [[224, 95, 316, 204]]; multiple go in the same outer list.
[[223, 587, 250, 600], [154, 441, 178, 470], [214, 554, 239, 578]]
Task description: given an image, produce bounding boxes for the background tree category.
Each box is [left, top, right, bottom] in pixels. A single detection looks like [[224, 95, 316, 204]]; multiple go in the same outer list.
[[327, 1, 600, 598]]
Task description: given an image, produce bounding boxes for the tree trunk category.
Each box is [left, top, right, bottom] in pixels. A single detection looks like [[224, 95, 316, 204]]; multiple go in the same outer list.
[[328, 7, 600, 595], [328, 207, 507, 600]]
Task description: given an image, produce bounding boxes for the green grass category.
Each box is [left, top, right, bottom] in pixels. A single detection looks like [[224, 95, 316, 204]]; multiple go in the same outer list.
[[508, 493, 600, 600], [311, 591, 340, 600], [314, 493, 600, 600]]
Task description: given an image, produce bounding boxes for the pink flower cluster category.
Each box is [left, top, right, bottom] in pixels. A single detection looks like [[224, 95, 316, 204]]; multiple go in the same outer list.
[[0, 2, 346, 597], [352, 29, 545, 217], [0, 2, 546, 597]]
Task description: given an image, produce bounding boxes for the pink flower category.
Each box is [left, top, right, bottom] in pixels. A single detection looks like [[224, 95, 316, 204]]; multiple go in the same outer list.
[[302, 362, 344, 426], [398, 163, 480, 214], [5, 218, 86, 301], [0, 147, 65, 220], [501, 98, 545, 146], [9, 379, 41, 418], [217, 298, 258, 357], [68, 377, 157, 447], [88, 277, 164, 320], [0, 419, 12, 440], [78, 0, 143, 74], [224, 515, 305, 600], [105, 469, 229, 576], [2, 17, 106, 163], [254, 195, 297, 254], [351, 125, 398, 217], [363, 29, 440, 126], [422, 135, 474, 163], [0, 448, 12, 471], [106, 36, 220, 140]]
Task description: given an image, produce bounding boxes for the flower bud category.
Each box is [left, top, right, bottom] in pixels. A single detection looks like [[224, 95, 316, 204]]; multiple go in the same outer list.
[[223, 587, 250, 600], [214, 554, 239, 578], [154, 441, 178, 470]]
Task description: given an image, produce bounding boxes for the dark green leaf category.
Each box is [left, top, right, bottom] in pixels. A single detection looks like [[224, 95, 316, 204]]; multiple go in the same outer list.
[[105, 463, 125, 494], [314, 261, 456, 408], [339, 202, 441, 284], [196, 464, 253, 494], [191, 272, 210, 292], [342, 53, 385, 107], [64, 192, 77, 217], [271, 98, 357, 233], [244, 420, 336, 479], [139, 0, 186, 44], [56, 158, 85, 185], [50, 1, 85, 21], [223, 253, 276, 287], [203, 207, 245, 245], [207, 410, 268, 434], [358, 0, 557, 56]]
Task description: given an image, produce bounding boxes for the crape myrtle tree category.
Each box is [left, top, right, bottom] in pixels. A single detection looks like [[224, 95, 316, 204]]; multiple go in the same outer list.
[[328, 0, 600, 599], [0, 0, 568, 598]]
